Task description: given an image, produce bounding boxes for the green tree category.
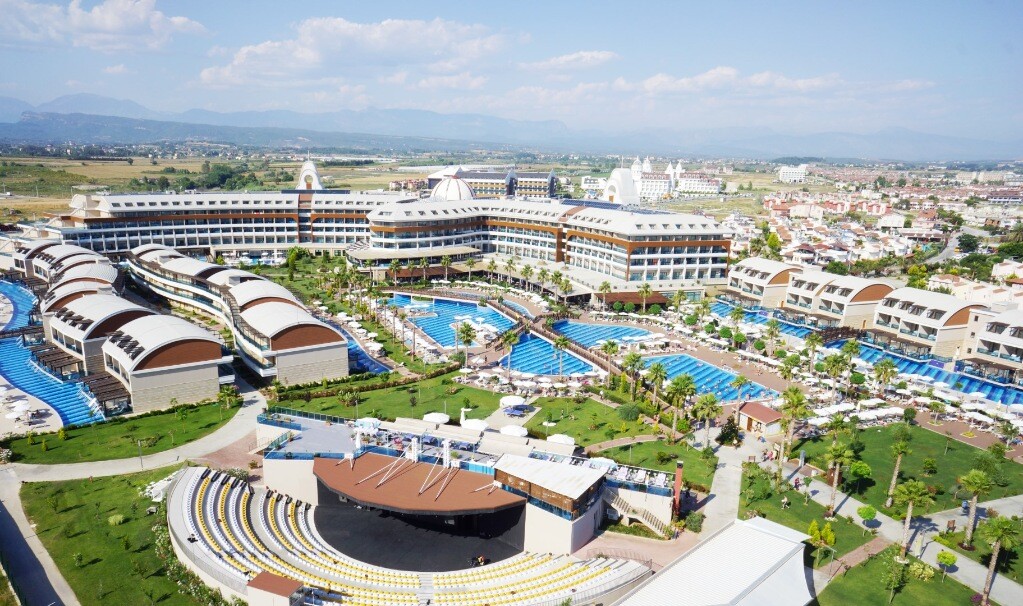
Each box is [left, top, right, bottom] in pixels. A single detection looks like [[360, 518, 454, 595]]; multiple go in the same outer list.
[[884, 424, 913, 508], [693, 393, 722, 448], [805, 332, 824, 369], [893, 480, 934, 558], [778, 386, 810, 480], [881, 550, 908, 604], [621, 352, 644, 400], [638, 282, 652, 311], [598, 281, 612, 309], [958, 233, 981, 253], [440, 255, 452, 281], [977, 518, 1021, 605], [936, 550, 957, 582], [553, 335, 571, 379], [456, 322, 476, 367], [647, 362, 668, 406], [873, 358, 898, 397], [960, 469, 993, 547], [520, 264, 534, 291], [825, 442, 855, 516], [847, 460, 872, 495], [464, 257, 477, 282], [600, 340, 619, 386], [666, 374, 697, 442], [728, 305, 745, 328], [730, 374, 751, 422], [857, 505, 877, 536], [824, 260, 849, 275], [822, 354, 848, 404], [501, 330, 520, 382]]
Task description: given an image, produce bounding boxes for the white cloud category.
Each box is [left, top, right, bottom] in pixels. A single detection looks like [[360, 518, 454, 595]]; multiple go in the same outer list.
[[746, 70, 842, 92], [883, 79, 936, 92], [0, 0, 205, 52], [520, 50, 618, 70], [378, 71, 408, 85], [416, 72, 488, 90], [103, 63, 128, 75], [200, 17, 504, 88]]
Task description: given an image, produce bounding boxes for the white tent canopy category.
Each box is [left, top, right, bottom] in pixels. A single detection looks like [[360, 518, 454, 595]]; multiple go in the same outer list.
[[500, 395, 526, 408], [499, 425, 529, 437]]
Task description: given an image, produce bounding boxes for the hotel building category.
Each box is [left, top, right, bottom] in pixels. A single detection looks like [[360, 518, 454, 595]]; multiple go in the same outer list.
[[868, 287, 984, 360], [720, 258, 801, 309]]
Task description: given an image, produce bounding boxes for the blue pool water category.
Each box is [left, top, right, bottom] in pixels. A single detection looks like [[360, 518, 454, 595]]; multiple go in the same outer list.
[[390, 294, 515, 348], [711, 302, 813, 338], [502, 300, 534, 319], [553, 320, 653, 348], [0, 281, 103, 426], [336, 326, 389, 375], [834, 340, 1023, 406], [644, 354, 776, 401], [501, 333, 594, 376]]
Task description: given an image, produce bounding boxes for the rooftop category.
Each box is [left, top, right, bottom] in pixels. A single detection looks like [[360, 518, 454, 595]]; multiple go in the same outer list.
[[494, 453, 605, 500]]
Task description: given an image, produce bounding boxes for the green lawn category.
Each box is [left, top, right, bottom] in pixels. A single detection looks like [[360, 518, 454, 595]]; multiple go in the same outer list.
[[21, 467, 201, 606], [795, 423, 1023, 515], [524, 397, 651, 447], [935, 529, 1023, 586], [741, 465, 874, 560], [815, 546, 984, 606], [3, 402, 239, 464], [599, 439, 718, 491], [279, 372, 502, 422], [0, 569, 16, 606]]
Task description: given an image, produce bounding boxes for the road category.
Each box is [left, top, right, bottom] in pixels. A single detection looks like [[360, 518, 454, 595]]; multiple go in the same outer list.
[[932, 226, 986, 264]]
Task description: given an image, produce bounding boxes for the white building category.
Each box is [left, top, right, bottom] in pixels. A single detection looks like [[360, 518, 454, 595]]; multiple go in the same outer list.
[[777, 165, 808, 184]]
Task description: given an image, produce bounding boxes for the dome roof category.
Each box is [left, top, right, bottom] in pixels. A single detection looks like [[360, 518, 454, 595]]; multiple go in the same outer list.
[[431, 176, 475, 201]]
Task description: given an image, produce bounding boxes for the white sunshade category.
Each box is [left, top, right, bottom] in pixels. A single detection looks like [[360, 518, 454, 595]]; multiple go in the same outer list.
[[500, 425, 529, 437], [460, 418, 489, 431], [546, 434, 576, 445], [423, 412, 450, 424], [500, 395, 526, 408]]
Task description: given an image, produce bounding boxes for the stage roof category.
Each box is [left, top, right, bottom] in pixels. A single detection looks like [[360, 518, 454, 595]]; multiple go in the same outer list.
[[494, 454, 605, 500], [313, 454, 525, 516]]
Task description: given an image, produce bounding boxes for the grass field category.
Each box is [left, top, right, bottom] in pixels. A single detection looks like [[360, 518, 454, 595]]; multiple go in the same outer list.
[[599, 439, 718, 491], [0, 569, 16, 606], [936, 529, 1022, 586], [795, 423, 1023, 515], [21, 467, 200, 606], [278, 372, 502, 422], [2, 402, 238, 464], [815, 546, 983, 606], [524, 397, 650, 447]]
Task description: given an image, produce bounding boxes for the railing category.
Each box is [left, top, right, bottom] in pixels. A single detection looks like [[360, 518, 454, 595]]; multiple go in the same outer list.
[[257, 414, 303, 431], [602, 487, 671, 537]]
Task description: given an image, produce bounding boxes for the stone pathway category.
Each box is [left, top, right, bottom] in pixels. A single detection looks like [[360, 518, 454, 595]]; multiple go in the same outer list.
[[584, 434, 661, 454]]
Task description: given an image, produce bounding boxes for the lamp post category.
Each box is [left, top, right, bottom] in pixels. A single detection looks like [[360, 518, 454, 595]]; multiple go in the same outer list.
[[137, 439, 144, 469]]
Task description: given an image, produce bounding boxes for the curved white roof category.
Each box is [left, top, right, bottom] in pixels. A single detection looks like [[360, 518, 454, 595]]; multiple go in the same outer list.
[[296, 160, 324, 190], [229, 280, 299, 308], [40, 282, 103, 313], [35, 244, 94, 264], [601, 168, 640, 205], [431, 176, 476, 201], [131, 243, 177, 257], [240, 302, 338, 341], [206, 268, 259, 287], [162, 256, 218, 278], [103, 315, 220, 373], [50, 262, 118, 287], [53, 294, 151, 340]]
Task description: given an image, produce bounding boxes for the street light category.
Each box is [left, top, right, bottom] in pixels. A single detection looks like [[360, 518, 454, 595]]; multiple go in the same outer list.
[[137, 439, 144, 469]]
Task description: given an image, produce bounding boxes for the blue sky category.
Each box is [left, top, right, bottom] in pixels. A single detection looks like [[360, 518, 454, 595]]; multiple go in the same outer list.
[[1, 0, 1021, 139]]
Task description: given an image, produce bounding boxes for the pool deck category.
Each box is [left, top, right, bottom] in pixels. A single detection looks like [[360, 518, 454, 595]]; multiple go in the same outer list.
[[0, 292, 64, 435]]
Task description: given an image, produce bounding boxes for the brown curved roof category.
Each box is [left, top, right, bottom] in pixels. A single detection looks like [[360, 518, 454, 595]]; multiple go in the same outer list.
[[313, 454, 525, 516]]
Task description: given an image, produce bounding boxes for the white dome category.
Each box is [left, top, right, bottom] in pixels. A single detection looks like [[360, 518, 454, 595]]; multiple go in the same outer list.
[[431, 177, 475, 201]]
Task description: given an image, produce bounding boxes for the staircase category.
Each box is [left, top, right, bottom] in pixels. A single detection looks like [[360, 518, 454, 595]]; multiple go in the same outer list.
[[416, 574, 434, 606], [603, 488, 671, 537]]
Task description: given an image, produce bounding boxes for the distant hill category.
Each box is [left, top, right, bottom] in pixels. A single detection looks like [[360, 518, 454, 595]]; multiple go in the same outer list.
[[1, 94, 1021, 161]]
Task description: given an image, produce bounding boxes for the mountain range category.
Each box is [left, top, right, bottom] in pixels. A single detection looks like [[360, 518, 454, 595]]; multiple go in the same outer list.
[[0, 93, 1020, 161]]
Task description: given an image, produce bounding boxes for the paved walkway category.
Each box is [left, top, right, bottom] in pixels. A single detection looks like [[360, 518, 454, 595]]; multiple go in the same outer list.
[[585, 434, 661, 454], [772, 460, 1023, 605], [700, 428, 762, 536]]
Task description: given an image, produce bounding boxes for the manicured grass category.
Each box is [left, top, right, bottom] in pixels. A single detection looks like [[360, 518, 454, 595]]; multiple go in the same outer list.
[[815, 546, 984, 606], [0, 569, 16, 606], [279, 372, 501, 422], [599, 439, 718, 491], [524, 397, 650, 447], [3, 402, 239, 464], [600, 520, 666, 540], [795, 423, 1023, 515], [741, 465, 874, 561], [935, 529, 1023, 585], [21, 467, 198, 606]]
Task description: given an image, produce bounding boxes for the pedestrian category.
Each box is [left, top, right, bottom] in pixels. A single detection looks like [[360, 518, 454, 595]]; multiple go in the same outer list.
[[794, 477, 801, 490]]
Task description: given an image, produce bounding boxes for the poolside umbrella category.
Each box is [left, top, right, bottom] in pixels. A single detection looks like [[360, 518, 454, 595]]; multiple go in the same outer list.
[[499, 425, 529, 438], [547, 434, 575, 446], [459, 368, 474, 373], [932, 381, 950, 389], [423, 412, 450, 424], [969, 391, 986, 399], [569, 372, 585, 378], [1008, 403, 1023, 415], [553, 382, 568, 389], [12, 402, 29, 413], [536, 377, 553, 384], [500, 395, 526, 408], [460, 418, 488, 431], [519, 372, 537, 379]]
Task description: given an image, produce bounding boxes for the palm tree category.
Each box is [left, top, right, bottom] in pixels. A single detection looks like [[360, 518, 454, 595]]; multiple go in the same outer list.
[[884, 424, 913, 508], [780, 359, 798, 381], [440, 255, 452, 281], [621, 352, 644, 400], [822, 354, 848, 404], [553, 335, 570, 379], [551, 271, 563, 296], [695, 297, 711, 324], [389, 258, 401, 284], [805, 332, 823, 368], [599, 281, 612, 309], [825, 442, 855, 516], [729, 305, 745, 329], [600, 340, 619, 386], [456, 322, 476, 368], [559, 278, 572, 306], [537, 267, 550, 292], [693, 393, 722, 448], [730, 374, 751, 423], [521, 265, 534, 291], [1005, 221, 1023, 244], [419, 257, 429, 283], [778, 386, 811, 480], [872, 358, 898, 396], [465, 257, 477, 282], [501, 330, 520, 382], [487, 259, 498, 281], [397, 310, 408, 349], [960, 469, 994, 548], [666, 374, 696, 441], [764, 319, 781, 351], [840, 339, 861, 362], [977, 517, 1021, 605], [893, 480, 934, 558], [638, 282, 652, 312], [647, 362, 668, 406], [671, 290, 686, 313], [504, 257, 517, 282]]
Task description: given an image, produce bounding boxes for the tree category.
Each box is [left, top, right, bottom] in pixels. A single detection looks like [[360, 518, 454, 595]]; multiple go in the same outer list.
[[501, 330, 520, 382], [553, 335, 571, 379], [599, 281, 612, 309], [821, 354, 849, 404], [487, 258, 498, 281], [957, 233, 980, 253], [537, 267, 549, 292], [600, 340, 619, 386], [825, 442, 855, 516], [977, 517, 1021, 605], [881, 549, 908, 605], [647, 362, 668, 406], [764, 319, 781, 352], [559, 278, 572, 305], [666, 374, 696, 442], [873, 358, 898, 396], [621, 352, 644, 400], [419, 257, 429, 283], [805, 332, 823, 369], [693, 393, 722, 448], [730, 375, 750, 422], [729, 305, 745, 328], [778, 386, 810, 480], [936, 550, 957, 582], [824, 260, 849, 275], [440, 255, 452, 281], [893, 480, 934, 558], [847, 460, 872, 495], [857, 505, 877, 536], [456, 322, 476, 367], [884, 424, 913, 508], [521, 264, 534, 291], [638, 282, 652, 311], [464, 257, 477, 282], [960, 469, 994, 548]]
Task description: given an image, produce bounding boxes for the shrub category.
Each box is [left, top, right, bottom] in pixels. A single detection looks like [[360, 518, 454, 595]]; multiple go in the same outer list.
[[648, 304, 662, 315], [108, 514, 125, 526], [73, 552, 84, 568], [908, 561, 935, 581], [612, 301, 624, 312], [922, 457, 937, 476], [718, 326, 733, 340], [684, 315, 698, 326], [684, 511, 705, 533], [617, 404, 640, 422], [624, 302, 636, 313], [715, 417, 742, 446], [753, 339, 766, 351], [655, 450, 675, 465], [850, 372, 865, 385], [41, 439, 48, 452], [58, 428, 67, 441], [814, 362, 826, 373], [903, 408, 918, 423], [774, 349, 787, 359], [704, 323, 716, 334]]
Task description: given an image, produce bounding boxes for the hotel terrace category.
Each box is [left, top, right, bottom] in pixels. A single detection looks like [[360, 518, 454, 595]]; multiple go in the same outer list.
[[963, 307, 1023, 385]]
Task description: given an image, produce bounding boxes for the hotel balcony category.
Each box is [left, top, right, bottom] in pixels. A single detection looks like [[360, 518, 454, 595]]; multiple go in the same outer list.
[[862, 329, 935, 361]]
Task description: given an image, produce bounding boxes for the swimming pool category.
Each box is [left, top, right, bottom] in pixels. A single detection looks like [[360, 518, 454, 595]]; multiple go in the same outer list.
[[502, 300, 535, 319], [500, 333, 594, 376], [390, 294, 515, 348], [0, 281, 104, 426], [553, 320, 654, 348], [644, 353, 776, 402], [711, 302, 812, 339], [335, 326, 390, 375]]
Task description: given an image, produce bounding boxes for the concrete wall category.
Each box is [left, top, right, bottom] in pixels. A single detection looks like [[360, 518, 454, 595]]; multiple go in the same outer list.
[[263, 458, 319, 505], [843, 302, 878, 330], [608, 487, 674, 527], [275, 343, 348, 386], [933, 325, 970, 359], [129, 363, 220, 412], [522, 502, 599, 555]]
